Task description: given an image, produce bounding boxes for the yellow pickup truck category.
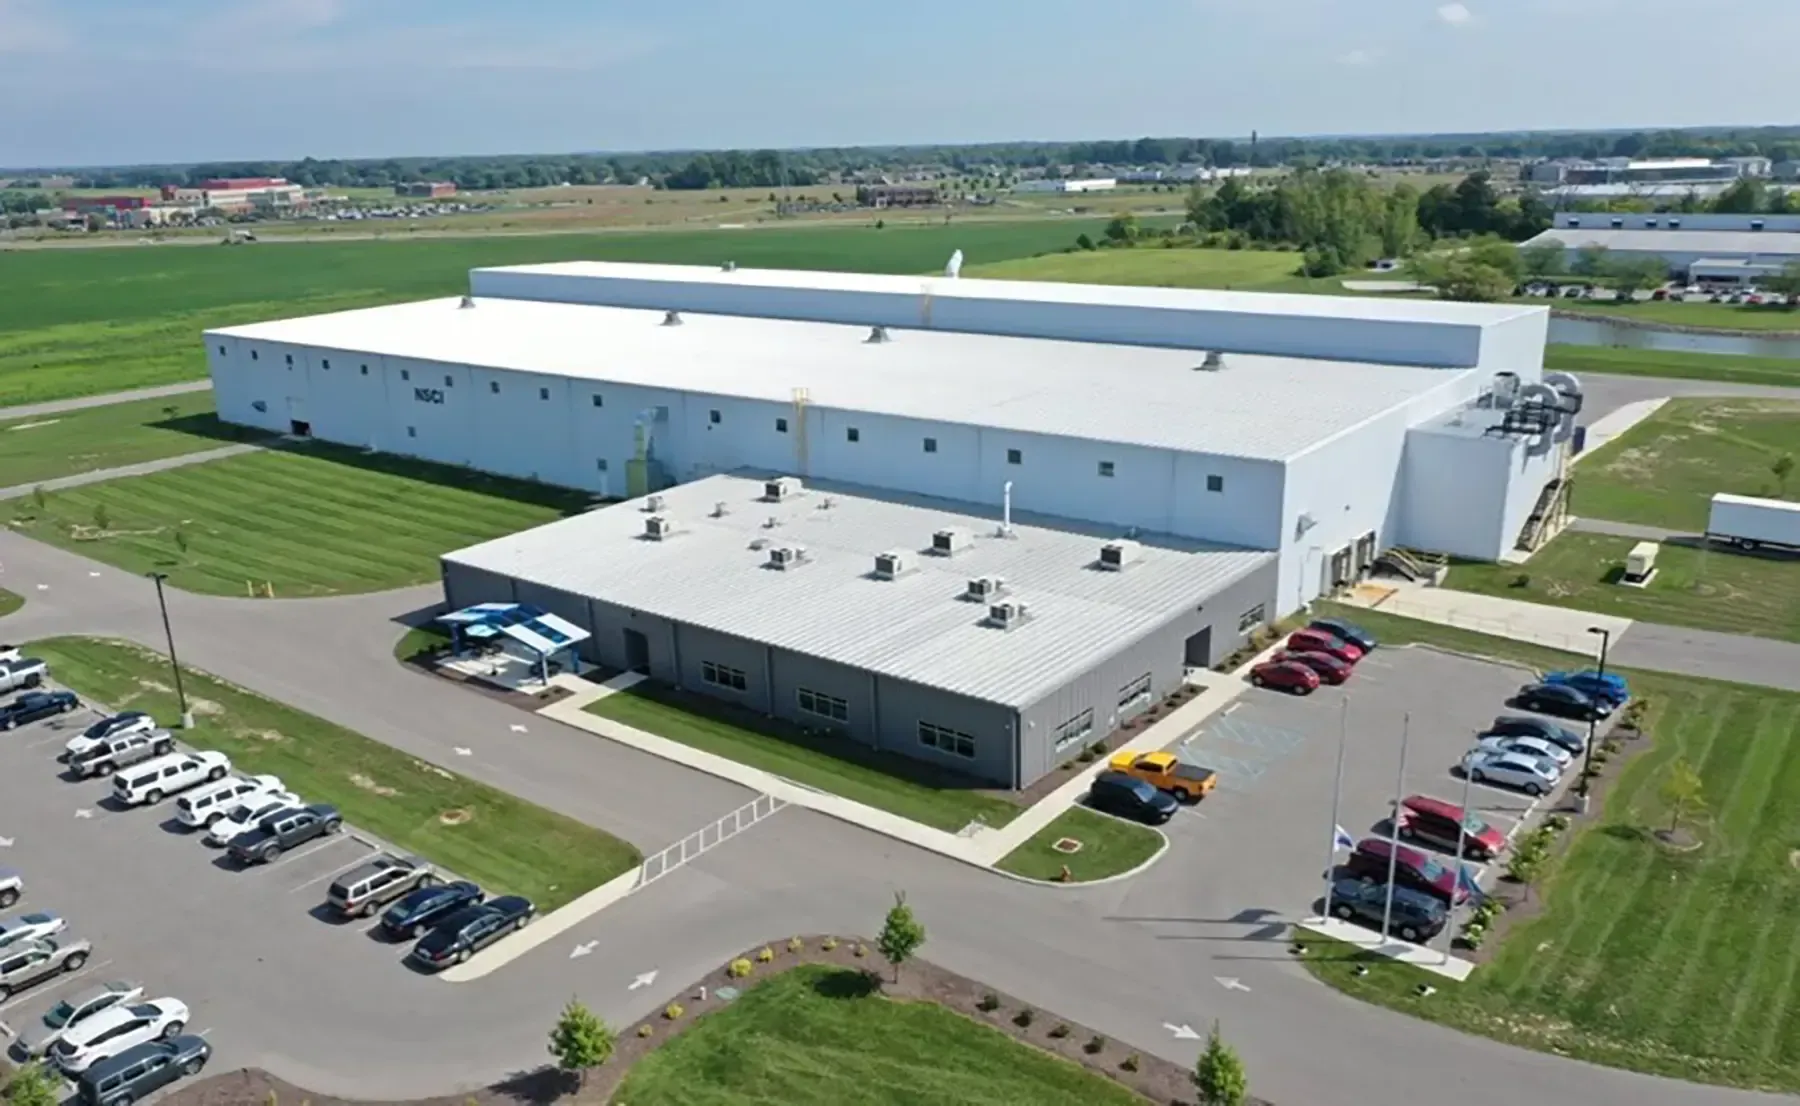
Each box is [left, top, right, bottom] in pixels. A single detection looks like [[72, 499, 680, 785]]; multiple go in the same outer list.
[[1107, 751, 1218, 802]]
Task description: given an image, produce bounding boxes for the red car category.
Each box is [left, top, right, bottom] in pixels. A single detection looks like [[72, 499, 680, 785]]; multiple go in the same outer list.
[[1271, 649, 1352, 685], [1249, 660, 1320, 695], [1284, 630, 1363, 664], [1397, 795, 1506, 861], [1345, 837, 1473, 907]]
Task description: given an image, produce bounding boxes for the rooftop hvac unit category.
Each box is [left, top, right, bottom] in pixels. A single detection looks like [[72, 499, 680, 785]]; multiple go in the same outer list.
[[866, 326, 892, 344], [1099, 540, 1142, 570], [931, 527, 972, 556], [644, 515, 678, 540], [711, 501, 729, 518], [965, 575, 1006, 601], [722, 260, 737, 271], [764, 476, 804, 502], [1491, 371, 1520, 409], [987, 600, 1029, 629], [873, 551, 907, 580], [1196, 350, 1225, 371], [662, 310, 683, 327], [458, 295, 476, 309], [645, 494, 667, 513], [767, 545, 807, 570]]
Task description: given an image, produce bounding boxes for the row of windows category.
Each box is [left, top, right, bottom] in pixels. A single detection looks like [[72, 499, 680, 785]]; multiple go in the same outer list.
[[700, 661, 749, 692], [919, 721, 976, 760], [797, 687, 849, 723], [1238, 604, 1268, 632], [1054, 708, 1095, 752], [1118, 673, 1153, 714]]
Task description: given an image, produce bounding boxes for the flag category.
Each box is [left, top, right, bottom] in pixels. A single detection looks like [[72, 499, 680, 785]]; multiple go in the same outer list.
[[1457, 863, 1483, 898], [1333, 825, 1357, 851]]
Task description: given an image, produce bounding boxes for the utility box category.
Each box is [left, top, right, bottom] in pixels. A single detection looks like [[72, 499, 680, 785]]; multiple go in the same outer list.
[[1621, 541, 1658, 587]]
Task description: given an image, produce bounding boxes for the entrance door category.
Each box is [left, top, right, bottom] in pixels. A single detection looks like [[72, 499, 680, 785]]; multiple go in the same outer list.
[[1183, 627, 1213, 668], [622, 628, 650, 675], [289, 420, 312, 437]]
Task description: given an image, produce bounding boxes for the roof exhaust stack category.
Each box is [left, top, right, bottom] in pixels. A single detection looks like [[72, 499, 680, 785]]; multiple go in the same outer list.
[[866, 326, 891, 344], [662, 310, 683, 327], [722, 260, 737, 272], [1196, 350, 1224, 371], [997, 481, 1015, 538], [458, 295, 476, 309]]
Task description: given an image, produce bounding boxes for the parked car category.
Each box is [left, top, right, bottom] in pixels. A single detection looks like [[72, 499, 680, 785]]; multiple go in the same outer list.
[[1085, 771, 1179, 825], [62, 712, 157, 763], [111, 751, 231, 806], [203, 794, 301, 847], [1395, 795, 1506, 861], [1543, 669, 1629, 705], [0, 657, 48, 695], [0, 689, 79, 730], [1105, 751, 1217, 802], [10, 980, 144, 1063], [0, 911, 66, 951], [1249, 660, 1321, 695], [74, 1034, 211, 1106], [1308, 617, 1377, 653], [408, 896, 536, 971], [1475, 734, 1574, 769], [174, 774, 286, 829], [0, 867, 20, 910], [1283, 629, 1363, 664], [1462, 749, 1560, 796], [1327, 877, 1447, 943], [0, 937, 92, 1000], [1483, 715, 1585, 756], [1345, 837, 1473, 907], [227, 804, 342, 865], [68, 729, 176, 779], [381, 881, 485, 941], [1270, 649, 1352, 685], [1516, 682, 1611, 721], [53, 998, 189, 1074], [327, 854, 437, 918]]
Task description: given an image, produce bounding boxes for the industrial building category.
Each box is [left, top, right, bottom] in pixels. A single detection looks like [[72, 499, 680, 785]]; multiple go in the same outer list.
[[1522, 212, 1800, 285], [206, 262, 1579, 785]]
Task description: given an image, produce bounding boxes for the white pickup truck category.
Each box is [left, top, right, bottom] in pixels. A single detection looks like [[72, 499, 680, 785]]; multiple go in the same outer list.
[[0, 658, 48, 696]]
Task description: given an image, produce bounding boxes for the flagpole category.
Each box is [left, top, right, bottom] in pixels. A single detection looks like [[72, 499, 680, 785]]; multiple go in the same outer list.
[[1381, 712, 1410, 941], [1322, 696, 1350, 921], [1449, 753, 1474, 946]]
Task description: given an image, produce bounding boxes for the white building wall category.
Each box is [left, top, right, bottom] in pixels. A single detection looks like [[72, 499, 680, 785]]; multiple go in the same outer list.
[[1396, 431, 1513, 559], [305, 348, 389, 449], [464, 367, 580, 486]]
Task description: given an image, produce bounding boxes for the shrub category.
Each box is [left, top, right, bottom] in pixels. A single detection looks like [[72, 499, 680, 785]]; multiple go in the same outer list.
[[821, 937, 838, 951], [1121, 1052, 1141, 1072], [636, 1024, 654, 1038], [1013, 1008, 1035, 1028], [1085, 1034, 1107, 1054], [977, 992, 1000, 1012], [1087, 740, 1108, 758], [1509, 572, 1531, 589], [853, 943, 868, 958], [727, 958, 753, 978], [787, 937, 804, 953], [663, 1002, 684, 1021], [756, 946, 775, 963], [1049, 1023, 1071, 1039]]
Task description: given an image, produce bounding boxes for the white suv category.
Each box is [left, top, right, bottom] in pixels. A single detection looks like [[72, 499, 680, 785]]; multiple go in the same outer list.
[[203, 794, 300, 847], [52, 997, 188, 1073], [174, 774, 285, 829], [111, 752, 230, 807]]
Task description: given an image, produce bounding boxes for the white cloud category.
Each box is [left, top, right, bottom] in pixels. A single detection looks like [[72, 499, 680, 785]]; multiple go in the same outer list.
[[1337, 48, 1377, 67], [0, 0, 69, 55], [1436, 2, 1475, 25]]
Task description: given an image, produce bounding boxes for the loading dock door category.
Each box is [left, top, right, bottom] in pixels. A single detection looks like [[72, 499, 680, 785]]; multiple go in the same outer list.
[[1184, 627, 1213, 668], [622, 628, 650, 675]]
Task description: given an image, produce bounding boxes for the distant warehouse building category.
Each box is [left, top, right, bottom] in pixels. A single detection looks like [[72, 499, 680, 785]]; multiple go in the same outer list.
[[855, 184, 939, 208], [397, 181, 457, 198], [1521, 212, 1800, 286]]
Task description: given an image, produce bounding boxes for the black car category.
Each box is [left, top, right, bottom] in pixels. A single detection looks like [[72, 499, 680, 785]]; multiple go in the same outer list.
[[1484, 715, 1585, 756], [1515, 682, 1610, 722], [1086, 771, 1179, 825], [1326, 877, 1447, 943], [73, 1034, 210, 1106], [381, 880, 485, 940], [1307, 618, 1377, 654], [0, 690, 79, 730], [408, 895, 535, 971], [227, 803, 342, 865]]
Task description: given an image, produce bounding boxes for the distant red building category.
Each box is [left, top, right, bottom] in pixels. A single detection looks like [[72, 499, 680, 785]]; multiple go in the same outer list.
[[60, 195, 151, 212], [200, 177, 287, 191]]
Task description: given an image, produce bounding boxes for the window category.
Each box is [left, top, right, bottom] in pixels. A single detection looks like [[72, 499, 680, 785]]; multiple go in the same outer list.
[[597, 458, 609, 471], [1206, 474, 1224, 493], [444, 374, 454, 387], [360, 364, 369, 375], [923, 437, 937, 453], [321, 359, 330, 370], [592, 394, 604, 408], [847, 427, 861, 443], [700, 661, 748, 692], [918, 721, 976, 759], [218, 345, 226, 356], [539, 387, 550, 401], [1118, 673, 1152, 714], [709, 409, 722, 425], [490, 381, 501, 394], [775, 417, 788, 433], [1609, 217, 1623, 228], [1006, 448, 1022, 465], [797, 687, 849, 723], [1238, 604, 1267, 632], [250, 350, 258, 360], [1098, 460, 1115, 478], [284, 353, 293, 365], [406, 426, 417, 438], [1054, 708, 1095, 751], [400, 369, 410, 381], [1668, 218, 1682, 229]]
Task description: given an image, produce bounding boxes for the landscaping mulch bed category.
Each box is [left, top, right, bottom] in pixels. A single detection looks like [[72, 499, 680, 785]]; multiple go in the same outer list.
[[156, 936, 1270, 1106]]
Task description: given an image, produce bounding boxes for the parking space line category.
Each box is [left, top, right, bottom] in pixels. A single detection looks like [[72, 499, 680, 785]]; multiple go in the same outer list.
[[0, 958, 113, 1014], [0, 1019, 12, 1040], [253, 833, 358, 876]]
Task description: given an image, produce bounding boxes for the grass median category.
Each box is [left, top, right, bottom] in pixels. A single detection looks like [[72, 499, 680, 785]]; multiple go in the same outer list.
[[586, 682, 1021, 833], [0, 588, 20, 619], [1543, 344, 1800, 387], [997, 807, 1166, 883], [30, 636, 640, 910], [0, 393, 271, 489]]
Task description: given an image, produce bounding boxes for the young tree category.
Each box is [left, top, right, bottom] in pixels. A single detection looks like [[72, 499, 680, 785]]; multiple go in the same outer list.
[[547, 998, 614, 1090], [4, 1061, 63, 1106], [1193, 1020, 1249, 1106], [1773, 453, 1795, 497], [877, 891, 927, 983], [1572, 244, 1611, 280], [1606, 254, 1672, 297], [1764, 259, 1800, 305], [1659, 757, 1706, 835], [1520, 243, 1567, 281]]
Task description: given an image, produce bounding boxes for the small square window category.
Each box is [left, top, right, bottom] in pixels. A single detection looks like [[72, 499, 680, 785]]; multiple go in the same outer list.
[[539, 387, 550, 401], [321, 359, 330, 370], [709, 409, 722, 425], [1098, 460, 1115, 478], [401, 369, 411, 381], [406, 426, 417, 438], [923, 437, 937, 453], [775, 417, 789, 433], [285, 353, 293, 365], [592, 394, 604, 408], [217, 345, 226, 356], [847, 427, 860, 443], [1206, 474, 1224, 493], [444, 375, 454, 387], [359, 364, 369, 376], [250, 350, 258, 361], [597, 458, 609, 471], [490, 381, 501, 394], [1006, 448, 1022, 465]]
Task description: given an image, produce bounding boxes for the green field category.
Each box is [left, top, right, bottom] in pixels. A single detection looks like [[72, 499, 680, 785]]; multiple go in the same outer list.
[[0, 393, 267, 488], [586, 683, 1021, 833], [0, 220, 1123, 406], [1559, 298, 1800, 333], [969, 245, 1320, 291], [612, 963, 1146, 1106], [29, 637, 639, 909], [7, 443, 589, 596], [1303, 605, 1800, 1092], [1573, 398, 1800, 530], [996, 807, 1165, 883], [1446, 532, 1800, 642], [1542, 345, 1800, 387], [0, 588, 20, 619]]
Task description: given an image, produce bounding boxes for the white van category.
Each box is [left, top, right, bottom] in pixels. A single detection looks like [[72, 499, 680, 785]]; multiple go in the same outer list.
[[111, 752, 231, 807], [173, 774, 284, 829]]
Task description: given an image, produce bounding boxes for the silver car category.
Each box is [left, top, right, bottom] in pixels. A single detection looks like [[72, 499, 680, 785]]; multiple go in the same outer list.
[[1462, 749, 1560, 796], [0, 866, 20, 910], [9, 979, 143, 1061], [0, 937, 91, 1000], [0, 911, 65, 951]]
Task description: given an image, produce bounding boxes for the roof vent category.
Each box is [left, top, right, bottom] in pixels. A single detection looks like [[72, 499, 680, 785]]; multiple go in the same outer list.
[[458, 295, 476, 309], [866, 326, 892, 344], [644, 494, 666, 513], [767, 544, 808, 570], [763, 515, 781, 529], [1196, 350, 1225, 371], [818, 496, 836, 510], [965, 575, 1006, 601], [764, 476, 804, 502], [644, 515, 678, 541], [987, 600, 1030, 630], [1098, 540, 1142, 570], [662, 310, 683, 327], [873, 551, 907, 580], [711, 500, 729, 518], [931, 527, 972, 556], [722, 260, 737, 271]]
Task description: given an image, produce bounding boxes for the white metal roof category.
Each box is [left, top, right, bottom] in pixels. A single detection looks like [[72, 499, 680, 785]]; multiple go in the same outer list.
[[214, 297, 1477, 462], [1524, 227, 1800, 256], [443, 473, 1273, 708]]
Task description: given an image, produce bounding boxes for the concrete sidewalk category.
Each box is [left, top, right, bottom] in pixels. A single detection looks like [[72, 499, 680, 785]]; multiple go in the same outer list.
[[0, 442, 261, 501], [1573, 397, 1666, 461], [0, 381, 212, 421], [1338, 580, 1631, 657]]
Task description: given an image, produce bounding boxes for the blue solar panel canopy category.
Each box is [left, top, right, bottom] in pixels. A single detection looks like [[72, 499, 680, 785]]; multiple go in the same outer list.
[[436, 603, 591, 657]]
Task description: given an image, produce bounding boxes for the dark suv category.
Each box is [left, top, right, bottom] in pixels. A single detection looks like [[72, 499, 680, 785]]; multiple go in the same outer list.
[[73, 1034, 210, 1106], [1327, 877, 1446, 943], [227, 804, 342, 865], [1086, 772, 1179, 825], [327, 854, 436, 918]]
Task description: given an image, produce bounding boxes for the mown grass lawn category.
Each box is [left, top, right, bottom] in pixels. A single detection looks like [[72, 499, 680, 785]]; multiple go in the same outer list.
[[0, 392, 267, 488], [1556, 298, 1800, 333], [969, 245, 1311, 291], [996, 807, 1165, 883], [0, 588, 21, 619], [1305, 604, 1800, 1093], [1446, 532, 1800, 643], [611, 963, 1147, 1106], [587, 683, 1021, 833], [1572, 397, 1800, 531], [29, 636, 639, 909], [1542, 344, 1800, 388], [6, 442, 590, 596]]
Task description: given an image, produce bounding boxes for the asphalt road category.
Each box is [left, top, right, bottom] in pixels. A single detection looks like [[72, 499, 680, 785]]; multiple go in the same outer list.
[[0, 382, 213, 421], [0, 532, 1788, 1105], [1577, 371, 1800, 423]]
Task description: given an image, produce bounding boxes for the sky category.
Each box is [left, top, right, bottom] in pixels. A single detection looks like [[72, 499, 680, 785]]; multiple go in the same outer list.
[[2, 0, 1796, 168]]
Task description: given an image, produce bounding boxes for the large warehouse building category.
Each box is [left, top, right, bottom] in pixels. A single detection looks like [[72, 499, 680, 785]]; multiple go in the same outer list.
[[206, 262, 1578, 786], [1522, 212, 1800, 286]]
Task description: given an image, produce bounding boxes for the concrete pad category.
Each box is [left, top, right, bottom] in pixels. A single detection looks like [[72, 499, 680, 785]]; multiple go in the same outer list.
[[1342, 581, 1631, 657], [1296, 916, 1476, 982]]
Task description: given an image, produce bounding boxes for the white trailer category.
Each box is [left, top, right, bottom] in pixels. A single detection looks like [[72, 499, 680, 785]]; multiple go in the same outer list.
[[1707, 492, 1800, 552]]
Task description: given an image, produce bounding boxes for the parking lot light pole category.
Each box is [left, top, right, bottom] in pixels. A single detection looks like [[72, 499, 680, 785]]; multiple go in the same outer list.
[[148, 572, 194, 729], [1576, 626, 1611, 812]]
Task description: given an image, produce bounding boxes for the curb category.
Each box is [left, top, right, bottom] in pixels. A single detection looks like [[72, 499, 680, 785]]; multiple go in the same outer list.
[[990, 827, 1172, 889]]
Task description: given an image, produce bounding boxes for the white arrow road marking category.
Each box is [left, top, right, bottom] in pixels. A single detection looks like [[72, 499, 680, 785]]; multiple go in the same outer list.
[[1214, 976, 1251, 992], [509, 724, 528, 734], [453, 747, 472, 757], [74, 809, 93, 820], [35, 584, 48, 591], [88, 572, 101, 578], [0, 836, 13, 847], [629, 970, 658, 990], [1163, 1022, 1201, 1040], [569, 941, 598, 959]]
